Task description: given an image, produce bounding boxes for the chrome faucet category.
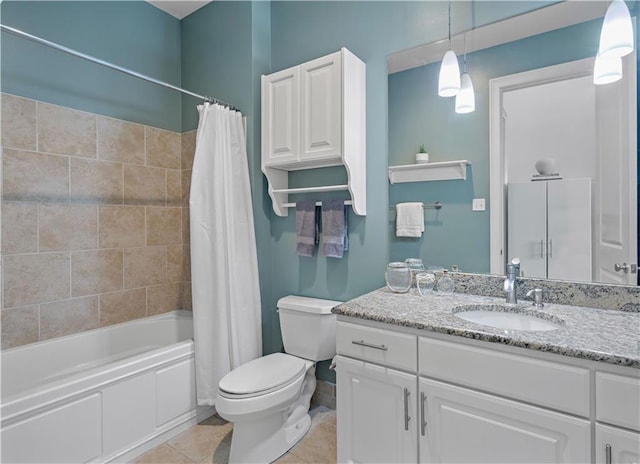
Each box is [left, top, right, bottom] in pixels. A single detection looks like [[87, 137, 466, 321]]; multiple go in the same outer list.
[[504, 262, 520, 304]]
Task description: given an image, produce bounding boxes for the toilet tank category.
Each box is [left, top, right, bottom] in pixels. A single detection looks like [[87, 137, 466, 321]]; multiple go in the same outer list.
[[278, 295, 341, 362]]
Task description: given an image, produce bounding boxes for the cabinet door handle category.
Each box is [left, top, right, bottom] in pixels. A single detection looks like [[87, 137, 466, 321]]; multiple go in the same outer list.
[[403, 387, 411, 431], [351, 340, 388, 351], [540, 240, 544, 259], [420, 391, 427, 436], [605, 444, 612, 464], [549, 239, 553, 259]]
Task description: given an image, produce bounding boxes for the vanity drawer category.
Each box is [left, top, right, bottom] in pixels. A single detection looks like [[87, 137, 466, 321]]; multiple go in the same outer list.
[[419, 337, 590, 417], [337, 322, 417, 372], [596, 372, 640, 432]]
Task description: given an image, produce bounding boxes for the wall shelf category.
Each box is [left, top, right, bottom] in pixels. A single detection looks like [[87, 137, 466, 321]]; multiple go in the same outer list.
[[388, 160, 470, 184]]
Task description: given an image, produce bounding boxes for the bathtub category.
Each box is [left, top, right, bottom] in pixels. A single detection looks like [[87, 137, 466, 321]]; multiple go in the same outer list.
[[1, 310, 214, 463]]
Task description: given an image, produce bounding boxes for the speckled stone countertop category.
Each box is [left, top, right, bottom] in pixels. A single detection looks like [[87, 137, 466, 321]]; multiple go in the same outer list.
[[332, 287, 640, 368]]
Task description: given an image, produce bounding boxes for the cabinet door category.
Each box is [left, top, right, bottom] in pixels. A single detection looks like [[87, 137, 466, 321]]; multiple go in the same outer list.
[[547, 178, 592, 282], [262, 66, 299, 166], [596, 423, 640, 464], [299, 51, 342, 165], [419, 378, 590, 464], [337, 355, 418, 463], [507, 181, 547, 278]]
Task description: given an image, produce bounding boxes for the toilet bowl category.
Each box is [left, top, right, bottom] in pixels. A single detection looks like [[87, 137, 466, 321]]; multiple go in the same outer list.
[[215, 295, 341, 464]]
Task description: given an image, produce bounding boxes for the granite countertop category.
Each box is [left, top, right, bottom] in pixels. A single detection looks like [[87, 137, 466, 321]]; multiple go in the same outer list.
[[332, 288, 640, 368]]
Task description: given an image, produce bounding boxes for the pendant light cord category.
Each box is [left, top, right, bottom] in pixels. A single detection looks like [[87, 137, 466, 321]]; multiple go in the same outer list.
[[463, 33, 467, 73], [448, 1, 452, 42]]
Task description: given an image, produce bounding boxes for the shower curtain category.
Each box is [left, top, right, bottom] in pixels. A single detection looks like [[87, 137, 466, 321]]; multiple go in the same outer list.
[[189, 102, 262, 405]]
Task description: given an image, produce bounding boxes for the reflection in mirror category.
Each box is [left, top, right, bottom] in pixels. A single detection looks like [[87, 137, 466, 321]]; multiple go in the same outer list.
[[387, 1, 638, 286]]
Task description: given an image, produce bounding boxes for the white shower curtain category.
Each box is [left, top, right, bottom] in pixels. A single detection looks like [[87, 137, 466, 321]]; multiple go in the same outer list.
[[189, 102, 262, 405]]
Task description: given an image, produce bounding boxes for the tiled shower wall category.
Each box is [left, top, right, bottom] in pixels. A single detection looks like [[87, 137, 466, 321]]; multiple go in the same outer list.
[[1, 93, 196, 349]]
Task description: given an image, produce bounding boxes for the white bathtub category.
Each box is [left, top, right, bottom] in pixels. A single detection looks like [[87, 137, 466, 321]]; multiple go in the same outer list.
[[1, 310, 214, 463]]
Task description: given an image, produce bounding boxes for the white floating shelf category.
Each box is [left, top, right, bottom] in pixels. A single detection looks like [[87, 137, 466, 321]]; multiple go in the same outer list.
[[388, 160, 470, 184]]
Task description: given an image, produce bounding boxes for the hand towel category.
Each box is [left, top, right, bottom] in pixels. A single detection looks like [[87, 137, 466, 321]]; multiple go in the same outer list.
[[296, 200, 318, 257], [396, 202, 424, 237], [322, 199, 348, 258]]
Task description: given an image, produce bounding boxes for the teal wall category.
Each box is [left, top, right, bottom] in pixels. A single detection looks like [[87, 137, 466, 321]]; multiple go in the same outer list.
[[1, 1, 182, 132], [388, 18, 605, 273]]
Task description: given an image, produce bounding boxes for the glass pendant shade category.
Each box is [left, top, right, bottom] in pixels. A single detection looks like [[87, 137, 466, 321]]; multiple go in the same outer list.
[[593, 53, 622, 85], [598, 0, 634, 59], [455, 73, 475, 113], [438, 50, 461, 97]]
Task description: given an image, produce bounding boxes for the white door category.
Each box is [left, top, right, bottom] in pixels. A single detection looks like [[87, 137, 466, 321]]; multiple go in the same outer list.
[[594, 52, 637, 284], [299, 50, 342, 165], [261, 66, 299, 166], [419, 377, 591, 464], [547, 178, 592, 282], [508, 182, 546, 278], [595, 423, 640, 464], [336, 355, 418, 463]]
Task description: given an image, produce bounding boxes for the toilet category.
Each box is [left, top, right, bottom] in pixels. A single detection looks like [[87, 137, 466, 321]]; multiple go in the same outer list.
[[215, 295, 341, 463]]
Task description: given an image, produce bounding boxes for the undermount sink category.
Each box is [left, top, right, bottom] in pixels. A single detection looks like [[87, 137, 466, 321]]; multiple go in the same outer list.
[[453, 304, 564, 331]]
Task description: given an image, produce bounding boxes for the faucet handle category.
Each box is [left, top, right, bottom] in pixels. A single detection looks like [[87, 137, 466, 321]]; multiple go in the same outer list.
[[526, 288, 544, 307]]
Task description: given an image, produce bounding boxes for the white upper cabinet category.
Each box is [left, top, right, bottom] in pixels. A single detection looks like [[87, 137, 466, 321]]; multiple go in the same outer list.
[[261, 48, 366, 216]]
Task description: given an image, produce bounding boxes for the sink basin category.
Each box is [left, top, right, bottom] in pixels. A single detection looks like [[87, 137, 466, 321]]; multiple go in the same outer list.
[[453, 305, 564, 331]]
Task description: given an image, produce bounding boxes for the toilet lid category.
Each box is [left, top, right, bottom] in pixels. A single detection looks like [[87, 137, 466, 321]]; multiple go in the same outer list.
[[218, 353, 307, 396]]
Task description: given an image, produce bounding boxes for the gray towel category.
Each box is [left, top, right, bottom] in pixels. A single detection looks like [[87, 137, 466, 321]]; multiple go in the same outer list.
[[322, 199, 348, 258], [296, 200, 318, 257]]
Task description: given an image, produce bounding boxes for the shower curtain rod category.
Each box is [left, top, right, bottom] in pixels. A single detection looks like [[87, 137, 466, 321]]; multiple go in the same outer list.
[[0, 24, 239, 111]]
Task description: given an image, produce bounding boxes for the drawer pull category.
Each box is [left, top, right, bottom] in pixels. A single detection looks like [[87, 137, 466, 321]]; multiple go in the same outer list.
[[403, 387, 411, 431], [420, 392, 427, 436], [605, 444, 612, 464], [351, 340, 388, 351]]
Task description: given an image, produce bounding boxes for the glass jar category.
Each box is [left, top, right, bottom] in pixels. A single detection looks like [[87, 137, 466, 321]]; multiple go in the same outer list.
[[385, 262, 411, 293], [405, 258, 425, 288], [436, 270, 455, 294], [416, 271, 436, 295]]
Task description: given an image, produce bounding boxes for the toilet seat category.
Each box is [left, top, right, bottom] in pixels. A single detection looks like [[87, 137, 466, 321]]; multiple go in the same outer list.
[[218, 353, 307, 399]]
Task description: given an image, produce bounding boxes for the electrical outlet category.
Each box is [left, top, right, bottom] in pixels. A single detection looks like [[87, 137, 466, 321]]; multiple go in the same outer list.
[[472, 198, 486, 211]]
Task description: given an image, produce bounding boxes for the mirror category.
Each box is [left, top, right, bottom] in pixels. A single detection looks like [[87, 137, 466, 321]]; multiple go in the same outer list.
[[387, 1, 638, 286]]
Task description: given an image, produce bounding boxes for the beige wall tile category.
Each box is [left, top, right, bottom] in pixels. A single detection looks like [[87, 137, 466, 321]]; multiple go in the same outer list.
[[183, 245, 191, 282], [71, 249, 123, 297], [182, 169, 192, 207], [123, 164, 165, 206], [182, 282, 192, 311], [99, 289, 146, 326], [38, 102, 96, 158], [146, 127, 180, 169], [3, 253, 70, 308], [1, 94, 36, 150], [146, 207, 181, 246], [39, 203, 97, 252], [99, 205, 145, 248], [3, 149, 69, 202], [124, 246, 166, 289], [167, 245, 184, 282], [97, 116, 145, 164], [181, 130, 196, 171], [40, 297, 99, 340], [183, 207, 191, 244], [147, 282, 181, 315], [166, 169, 181, 207], [70, 158, 123, 204], [1, 306, 39, 349], [2, 202, 38, 254]]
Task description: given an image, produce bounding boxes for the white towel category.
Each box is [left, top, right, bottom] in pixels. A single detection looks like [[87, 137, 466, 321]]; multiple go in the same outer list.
[[396, 202, 424, 237]]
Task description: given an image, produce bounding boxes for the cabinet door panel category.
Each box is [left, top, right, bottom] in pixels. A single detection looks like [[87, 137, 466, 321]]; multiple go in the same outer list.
[[420, 378, 590, 464], [262, 67, 299, 166], [508, 182, 547, 278], [300, 51, 342, 163], [596, 423, 640, 464], [337, 355, 417, 463]]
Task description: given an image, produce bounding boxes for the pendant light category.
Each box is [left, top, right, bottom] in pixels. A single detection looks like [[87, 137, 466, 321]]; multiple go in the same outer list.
[[593, 53, 623, 85], [598, 0, 634, 59], [455, 34, 475, 113], [438, 1, 460, 97]]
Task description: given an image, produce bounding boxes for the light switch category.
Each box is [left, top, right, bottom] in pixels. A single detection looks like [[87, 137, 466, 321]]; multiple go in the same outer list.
[[472, 198, 486, 211]]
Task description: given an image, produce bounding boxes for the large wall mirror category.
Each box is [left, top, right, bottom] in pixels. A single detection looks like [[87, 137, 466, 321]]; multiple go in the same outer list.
[[387, 1, 638, 286]]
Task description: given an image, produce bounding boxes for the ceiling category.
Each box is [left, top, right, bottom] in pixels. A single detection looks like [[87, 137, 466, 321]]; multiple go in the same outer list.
[[146, 0, 212, 19]]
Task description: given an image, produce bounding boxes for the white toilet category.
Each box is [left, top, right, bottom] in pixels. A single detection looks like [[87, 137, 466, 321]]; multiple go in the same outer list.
[[215, 295, 341, 464]]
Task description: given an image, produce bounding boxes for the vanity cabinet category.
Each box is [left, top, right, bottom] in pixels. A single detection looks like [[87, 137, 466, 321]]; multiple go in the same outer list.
[[336, 319, 639, 464]]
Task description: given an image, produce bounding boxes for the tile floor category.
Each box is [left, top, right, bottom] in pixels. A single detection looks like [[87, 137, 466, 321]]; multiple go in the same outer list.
[[131, 406, 337, 464]]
